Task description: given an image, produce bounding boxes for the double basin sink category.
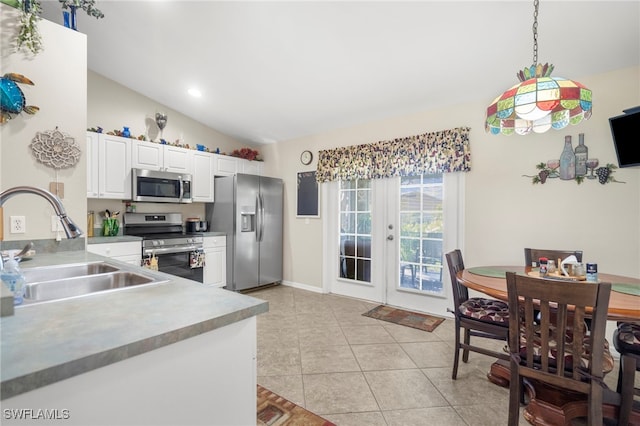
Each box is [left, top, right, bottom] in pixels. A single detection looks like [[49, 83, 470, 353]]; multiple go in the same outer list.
[[19, 261, 168, 306]]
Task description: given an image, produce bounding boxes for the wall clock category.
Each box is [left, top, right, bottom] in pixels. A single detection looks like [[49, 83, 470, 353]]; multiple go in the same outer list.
[[300, 150, 313, 165]]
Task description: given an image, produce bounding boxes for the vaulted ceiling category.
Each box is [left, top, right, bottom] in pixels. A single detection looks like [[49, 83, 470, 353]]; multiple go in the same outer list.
[[39, 1, 640, 144]]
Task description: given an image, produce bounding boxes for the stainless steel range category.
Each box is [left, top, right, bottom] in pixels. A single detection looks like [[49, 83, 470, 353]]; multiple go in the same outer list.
[[123, 213, 204, 283]]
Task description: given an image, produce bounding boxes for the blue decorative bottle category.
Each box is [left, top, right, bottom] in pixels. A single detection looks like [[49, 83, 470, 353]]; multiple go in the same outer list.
[[122, 127, 131, 138]]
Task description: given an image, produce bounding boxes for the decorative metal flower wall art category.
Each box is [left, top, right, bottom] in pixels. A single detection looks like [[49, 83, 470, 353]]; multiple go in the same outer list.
[[29, 127, 81, 169]]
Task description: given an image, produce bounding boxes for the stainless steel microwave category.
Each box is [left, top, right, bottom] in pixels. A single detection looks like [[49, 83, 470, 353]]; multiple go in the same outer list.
[[132, 169, 192, 203]]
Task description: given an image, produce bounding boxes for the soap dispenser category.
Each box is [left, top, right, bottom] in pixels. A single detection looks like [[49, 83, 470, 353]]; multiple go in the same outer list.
[[1, 253, 25, 305]]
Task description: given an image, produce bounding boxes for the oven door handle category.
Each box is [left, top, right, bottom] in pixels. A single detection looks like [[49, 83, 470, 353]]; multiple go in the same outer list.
[[143, 246, 203, 255]]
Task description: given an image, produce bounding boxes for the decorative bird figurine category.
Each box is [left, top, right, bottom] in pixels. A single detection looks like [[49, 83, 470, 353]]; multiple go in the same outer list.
[[1, 73, 39, 124]]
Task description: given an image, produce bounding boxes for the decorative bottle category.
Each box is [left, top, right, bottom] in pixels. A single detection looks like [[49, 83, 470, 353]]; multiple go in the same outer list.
[[559, 135, 576, 180], [574, 133, 588, 176], [1, 254, 25, 305]]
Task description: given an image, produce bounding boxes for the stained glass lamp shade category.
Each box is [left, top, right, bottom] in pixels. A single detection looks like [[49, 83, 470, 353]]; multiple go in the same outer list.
[[485, 63, 592, 135]]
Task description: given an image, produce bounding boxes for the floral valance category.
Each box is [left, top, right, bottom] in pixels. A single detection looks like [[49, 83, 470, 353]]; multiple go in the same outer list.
[[316, 127, 471, 183]]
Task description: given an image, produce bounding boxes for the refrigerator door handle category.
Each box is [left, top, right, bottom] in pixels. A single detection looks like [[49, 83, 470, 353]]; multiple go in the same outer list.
[[258, 193, 265, 242]]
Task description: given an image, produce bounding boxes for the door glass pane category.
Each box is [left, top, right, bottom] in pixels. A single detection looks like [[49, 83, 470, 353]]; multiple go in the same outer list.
[[339, 179, 372, 283], [398, 174, 444, 293]]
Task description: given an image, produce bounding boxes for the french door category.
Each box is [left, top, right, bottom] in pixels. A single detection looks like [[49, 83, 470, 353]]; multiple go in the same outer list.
[[323, 173, 463, 316]]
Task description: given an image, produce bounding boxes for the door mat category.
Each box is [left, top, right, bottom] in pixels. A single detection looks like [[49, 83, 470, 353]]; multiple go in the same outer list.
[[362, 305, 445, 332], [257, 384, 336, 426]]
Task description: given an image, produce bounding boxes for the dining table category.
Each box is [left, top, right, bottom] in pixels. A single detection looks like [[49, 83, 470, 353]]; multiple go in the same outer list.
[[457, 265, 640, 425], [459, 265, 640, 321]]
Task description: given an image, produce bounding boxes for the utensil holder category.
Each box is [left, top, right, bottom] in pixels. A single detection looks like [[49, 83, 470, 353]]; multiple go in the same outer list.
[[102, 218, 119, 237]]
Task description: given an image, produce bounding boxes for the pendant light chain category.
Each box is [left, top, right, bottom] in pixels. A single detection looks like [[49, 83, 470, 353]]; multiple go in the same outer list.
[[532, 0, 539, 65]]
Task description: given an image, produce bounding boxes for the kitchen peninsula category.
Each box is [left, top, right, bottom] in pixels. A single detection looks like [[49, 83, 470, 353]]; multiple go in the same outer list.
[[0, 251, 268, 426]]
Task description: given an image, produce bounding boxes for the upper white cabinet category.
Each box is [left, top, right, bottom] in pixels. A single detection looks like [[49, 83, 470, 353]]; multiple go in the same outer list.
[[132, 140, 191, 174], [191, 150, 215, 202], [86, 132, 99, 198], [212, 154, 262, 176], [87, 132, 132, 199], [213, 154, 239, 176], [241, 159, 263, 176]]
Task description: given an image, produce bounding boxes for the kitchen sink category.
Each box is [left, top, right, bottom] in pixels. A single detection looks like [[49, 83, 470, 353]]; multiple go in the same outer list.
[[22, 262, 120, 283], [19, 262, 168, 306]]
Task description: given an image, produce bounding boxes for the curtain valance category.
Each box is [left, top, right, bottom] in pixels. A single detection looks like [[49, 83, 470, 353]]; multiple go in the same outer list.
[[316, 127, 471, 183]]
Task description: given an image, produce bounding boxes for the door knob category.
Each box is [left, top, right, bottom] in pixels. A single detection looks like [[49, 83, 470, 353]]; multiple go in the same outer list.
[[387, 235, 394, 241]]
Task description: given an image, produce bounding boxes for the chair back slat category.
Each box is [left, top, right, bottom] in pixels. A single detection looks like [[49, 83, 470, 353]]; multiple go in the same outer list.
[[445, 249, 468, 304], [524, 248, 583, 267]]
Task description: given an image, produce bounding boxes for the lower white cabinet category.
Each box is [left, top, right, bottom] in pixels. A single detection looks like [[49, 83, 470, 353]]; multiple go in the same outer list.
[[203, 236, 226, 287], [87, 241, 142, 266]]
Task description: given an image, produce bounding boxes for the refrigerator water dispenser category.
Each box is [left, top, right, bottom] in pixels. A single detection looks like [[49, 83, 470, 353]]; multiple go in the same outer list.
[[240, 207, 255, 232]]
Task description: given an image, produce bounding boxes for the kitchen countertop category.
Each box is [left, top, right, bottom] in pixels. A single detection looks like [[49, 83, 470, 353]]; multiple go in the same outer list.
[[0, 250, 268, 400]]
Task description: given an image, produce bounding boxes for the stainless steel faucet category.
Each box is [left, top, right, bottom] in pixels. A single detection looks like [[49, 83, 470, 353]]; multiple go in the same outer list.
[[1, 186, 83, 270]]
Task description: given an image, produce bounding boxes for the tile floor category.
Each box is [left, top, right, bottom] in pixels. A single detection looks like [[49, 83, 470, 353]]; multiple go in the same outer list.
[[252, 284, 624, 426]]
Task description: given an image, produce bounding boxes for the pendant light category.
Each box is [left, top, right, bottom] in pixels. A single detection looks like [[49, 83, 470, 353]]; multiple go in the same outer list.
[[485, 0, 592, 135]]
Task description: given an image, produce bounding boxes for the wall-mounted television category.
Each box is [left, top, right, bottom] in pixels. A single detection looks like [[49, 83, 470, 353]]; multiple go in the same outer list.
[[609, 106, 640, 168]]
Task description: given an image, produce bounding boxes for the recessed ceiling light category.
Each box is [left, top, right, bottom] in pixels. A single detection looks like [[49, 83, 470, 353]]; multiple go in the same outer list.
[[188, 88, 202, 98]]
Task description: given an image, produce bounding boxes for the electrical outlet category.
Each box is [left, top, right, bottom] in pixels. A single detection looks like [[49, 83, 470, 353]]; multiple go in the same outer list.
[[10, 216, 26, 233]]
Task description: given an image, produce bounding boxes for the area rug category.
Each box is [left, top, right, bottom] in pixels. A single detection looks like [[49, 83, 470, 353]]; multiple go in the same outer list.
[[257, 385, 335, 426], [362, 305, 445, 332]]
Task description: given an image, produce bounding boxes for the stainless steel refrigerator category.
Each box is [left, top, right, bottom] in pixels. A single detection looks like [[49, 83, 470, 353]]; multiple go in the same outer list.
[[206, 174, 283, 292]]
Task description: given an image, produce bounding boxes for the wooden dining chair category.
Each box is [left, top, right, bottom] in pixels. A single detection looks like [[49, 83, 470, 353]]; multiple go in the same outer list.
[[445, 250, 510, 380], [524, 248, 583, 268], [505, 272, 615, 426], [613, 322, 640, 426]]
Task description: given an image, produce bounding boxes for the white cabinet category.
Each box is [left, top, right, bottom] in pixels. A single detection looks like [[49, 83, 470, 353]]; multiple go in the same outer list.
[[87, 132, 132, 199], [203, 236, 226, 287], [213, 154, 239, 176], [131, 140, 191, 174], [213, 154, 262, 176], [191, 151, 215, 202], [86, 132, 99, 198], [241, 159, 262, 176], [87, 240, 141, 266]]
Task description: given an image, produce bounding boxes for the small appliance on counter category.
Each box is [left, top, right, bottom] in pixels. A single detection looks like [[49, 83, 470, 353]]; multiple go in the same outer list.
[[185, 218, 208, 233]]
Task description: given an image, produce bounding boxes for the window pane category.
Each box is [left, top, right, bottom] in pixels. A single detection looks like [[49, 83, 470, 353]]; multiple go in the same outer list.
[[357, 213, 371, 234], [400, 212, 421, 237], [338, 179, 372, 284], [340, 191, 356, 211], [398, 174, 444, 294]]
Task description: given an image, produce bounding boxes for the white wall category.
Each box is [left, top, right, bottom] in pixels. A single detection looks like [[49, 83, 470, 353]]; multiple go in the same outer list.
[[264, 66, 640, 290], [87, 71, 246, 155], [1, 4, 87, 243]]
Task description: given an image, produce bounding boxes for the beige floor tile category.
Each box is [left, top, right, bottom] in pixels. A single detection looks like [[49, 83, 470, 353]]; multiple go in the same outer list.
[[303, 372, 380, 415], [342, 324, 395, 344], [298, 325, 348, 347], [296, 311, 339, 328], [300, 345, 361, 374], [425, 367, 509, 406], [257, 375, 305, 407], [383, 406, 467, 426], [381, 322, 444, 343], [334, 310, 383, 326], [324, 411, 388, 426], [400, 341, 454, 368], [351, 343, 417, 371], [364, 369, 448, 410], [257, 345, 301, 376]]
